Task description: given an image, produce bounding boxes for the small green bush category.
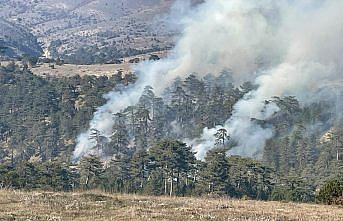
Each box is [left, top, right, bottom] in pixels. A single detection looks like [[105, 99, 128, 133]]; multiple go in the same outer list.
[[316, 179, 343, 205]]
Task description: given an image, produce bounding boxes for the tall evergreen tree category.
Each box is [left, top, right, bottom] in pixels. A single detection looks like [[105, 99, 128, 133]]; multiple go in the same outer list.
[[199, 148, 230, 195], [79, 155, 104, 189]]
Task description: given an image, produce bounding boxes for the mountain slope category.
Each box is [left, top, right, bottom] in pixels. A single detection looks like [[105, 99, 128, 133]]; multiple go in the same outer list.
[[0, 18, 42, 59], [0, 0, 177, 63]]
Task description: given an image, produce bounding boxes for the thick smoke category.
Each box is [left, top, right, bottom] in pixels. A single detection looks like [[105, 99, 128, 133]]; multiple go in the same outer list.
[[190, 0, 343, 159], [74, 0, 343, 161]]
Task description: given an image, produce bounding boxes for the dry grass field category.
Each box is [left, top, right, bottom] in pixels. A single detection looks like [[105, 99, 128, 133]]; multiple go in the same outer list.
[[0, 190, 342, 221], [30, 51, 169, 77], [0, 51, 168, 77], [30, 63, 132, 78]]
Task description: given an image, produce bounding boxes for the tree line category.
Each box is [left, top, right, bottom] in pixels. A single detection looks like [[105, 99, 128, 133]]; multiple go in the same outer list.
[[1, 139, 341, 204], [0, 63, 342, 204]]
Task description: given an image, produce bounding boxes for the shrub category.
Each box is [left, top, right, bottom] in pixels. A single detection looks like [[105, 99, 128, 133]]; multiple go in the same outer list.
[[316, 179, 343, 205], [270, 186, 315, 203]]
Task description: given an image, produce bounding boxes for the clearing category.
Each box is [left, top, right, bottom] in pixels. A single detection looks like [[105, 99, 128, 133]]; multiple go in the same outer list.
[[0, 190, 342, 221], [30, 51, 168, 77]]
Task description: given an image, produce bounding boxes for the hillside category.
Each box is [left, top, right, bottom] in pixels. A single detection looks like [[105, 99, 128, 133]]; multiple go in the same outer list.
[[0, 1, 342, 216], [0, 0, 178, 63], [0, 190, 342, 221], [1, 66, 342, 206], [0, 18, 42, 59]]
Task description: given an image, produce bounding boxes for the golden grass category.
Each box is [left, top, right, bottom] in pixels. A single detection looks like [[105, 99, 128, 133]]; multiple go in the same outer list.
[[0, 190, 342, 221], [29, 50, 169, 77], [30, 63, 132, 77]]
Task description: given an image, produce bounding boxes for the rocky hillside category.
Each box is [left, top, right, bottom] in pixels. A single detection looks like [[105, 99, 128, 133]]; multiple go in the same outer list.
[[0, 18, 42, 59], [0, 0, 179, 63]]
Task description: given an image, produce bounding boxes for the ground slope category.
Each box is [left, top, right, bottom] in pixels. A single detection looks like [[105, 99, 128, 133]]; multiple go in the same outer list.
[[0, 0, 177, 63], [0, 190, 342, 221], [0, 18, 42, 59]]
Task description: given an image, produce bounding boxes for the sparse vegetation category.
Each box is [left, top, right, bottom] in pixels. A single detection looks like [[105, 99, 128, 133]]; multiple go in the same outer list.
[[0, 0, 176, 64], [0, 18, 42, 59], [0, 190, 342, 221]]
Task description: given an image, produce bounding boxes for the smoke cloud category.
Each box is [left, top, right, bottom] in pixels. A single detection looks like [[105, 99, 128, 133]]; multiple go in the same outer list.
[[190, 0, 343, 159], [74, 0, 343, 161]]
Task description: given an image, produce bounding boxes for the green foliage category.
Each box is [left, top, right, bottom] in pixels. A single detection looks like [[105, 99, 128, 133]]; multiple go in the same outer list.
[[149, 140, 196, 196], [316, 179, 343, 205], [270, 186, 290, 201], [0, 67, 124, 165], [143, 169, 164, 196], [0, 160, 76, 191], [270, 175, 315, 203], [1, 66, 342, 206], [79, 155, 104, 189], [228, 156, 274, 200], [199, 148, 231, 196], [103, 154, 132, 193]]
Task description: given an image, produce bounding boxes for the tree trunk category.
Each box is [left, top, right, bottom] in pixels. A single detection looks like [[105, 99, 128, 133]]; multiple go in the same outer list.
[[11, 146, 14, 167], [170, 172, 173, 197], [164, 165, 168, 195], [177, 171, 180, 193], [85, 175, 89, 189], [163, 178, 166, 194]]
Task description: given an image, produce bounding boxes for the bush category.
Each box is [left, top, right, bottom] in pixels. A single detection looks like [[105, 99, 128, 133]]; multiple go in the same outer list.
[[316, 179, 343, 205], [270, 186, 291, 201], [270, 186, 315, 203]]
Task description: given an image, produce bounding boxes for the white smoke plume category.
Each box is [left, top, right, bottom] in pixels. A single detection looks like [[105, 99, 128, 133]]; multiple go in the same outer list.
[[190, 0, 343, 159], [74, 0, 343, 161]]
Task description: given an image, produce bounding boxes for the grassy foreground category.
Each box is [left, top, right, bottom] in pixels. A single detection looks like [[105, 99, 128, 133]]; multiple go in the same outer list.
[[0, 190, 342, 221]]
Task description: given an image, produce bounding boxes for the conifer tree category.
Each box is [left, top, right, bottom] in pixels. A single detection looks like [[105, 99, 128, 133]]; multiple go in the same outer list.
[[200, 148, 230, 195], [79, 155, 104, 189]]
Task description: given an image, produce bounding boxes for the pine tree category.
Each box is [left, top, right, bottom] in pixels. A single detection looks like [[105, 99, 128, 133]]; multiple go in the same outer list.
[[104, 155, 132, 193], [89, 128, 107, 155], [215, 128, 230, 148], [200, 148, 230, 195], [79, 155, 104, 189], [130, 149, 149, 192], [149, 140, 195, 196], [109, 113, 129, 155]]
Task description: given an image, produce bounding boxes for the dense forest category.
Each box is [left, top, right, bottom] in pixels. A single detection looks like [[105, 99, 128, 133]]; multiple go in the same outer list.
[[0, 63, 342, 205]]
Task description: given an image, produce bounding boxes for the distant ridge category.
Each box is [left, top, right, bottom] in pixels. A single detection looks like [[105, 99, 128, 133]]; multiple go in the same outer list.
[[0, 18, 42, 59]]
